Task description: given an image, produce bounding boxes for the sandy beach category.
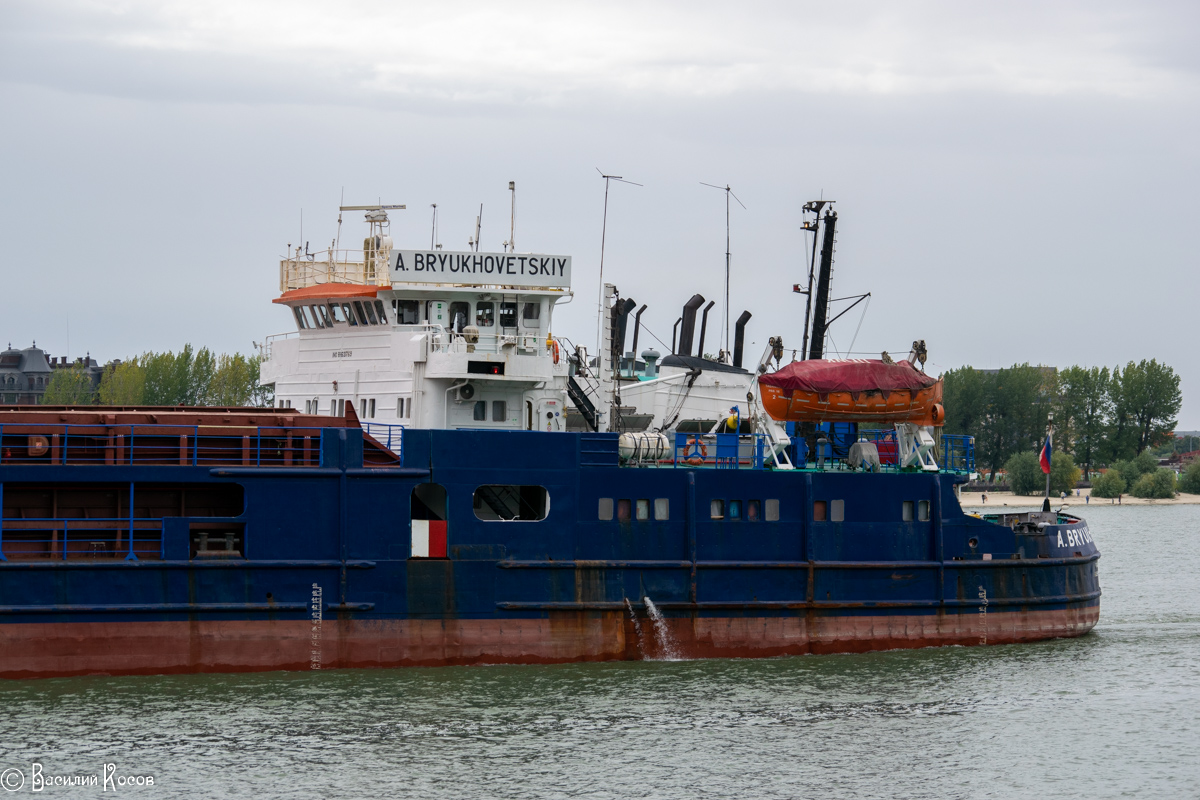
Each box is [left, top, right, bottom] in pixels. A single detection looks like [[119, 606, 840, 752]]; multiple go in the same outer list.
[[959, 488, 1200, 508]]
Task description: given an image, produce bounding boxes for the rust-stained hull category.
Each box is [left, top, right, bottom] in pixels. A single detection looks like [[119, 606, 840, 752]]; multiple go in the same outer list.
[[0, 605, 1099, 679]]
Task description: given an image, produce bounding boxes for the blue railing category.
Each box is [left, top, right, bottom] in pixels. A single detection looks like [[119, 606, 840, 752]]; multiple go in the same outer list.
[[673, 433, 767, 469], [0, 423, 403, 467], [0, 516, 162, 561], [940, 434, 975, 473]]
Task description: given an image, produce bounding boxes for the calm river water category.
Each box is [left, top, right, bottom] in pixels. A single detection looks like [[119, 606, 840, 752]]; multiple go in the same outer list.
[[0, 504, 1196, 799]]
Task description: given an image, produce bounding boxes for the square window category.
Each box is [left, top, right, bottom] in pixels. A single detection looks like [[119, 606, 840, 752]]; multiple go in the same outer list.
[[492, 400, 506, 422], [729, 500, 742, 520], [617, 499, 632, 522], [710, 499, 725, 519], [636, 499, 649, 520], [902, 501, 914, 522], [765, 499, 779, 521], [473, 401, 487, 421], [396, 299, 420, 324], [746, 500, 760, 522], [360, 399, 367, 417], [598, 498, 613, 521], [499, 301, 518, 328], [369, 399, 376, 418], [654, 498, 669, 520], [476, 302, 495, 327], [831, 499, 845, 522], [522, 302, 540, 327], [813, 500, 827, 522], [918, 500, 930, 521]]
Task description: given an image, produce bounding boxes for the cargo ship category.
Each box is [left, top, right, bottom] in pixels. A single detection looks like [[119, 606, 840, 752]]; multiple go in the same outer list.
[[0, 200, 1099, 678]]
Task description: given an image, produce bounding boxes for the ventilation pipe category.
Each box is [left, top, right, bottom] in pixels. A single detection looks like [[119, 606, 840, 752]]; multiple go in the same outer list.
[[671, 317, 682, 354], [612, 297, 637, 360], [733, 310, 752, 368], [629, 304, 648, 360], [677, 294, 706, 357], [696, 300, 716, 360]]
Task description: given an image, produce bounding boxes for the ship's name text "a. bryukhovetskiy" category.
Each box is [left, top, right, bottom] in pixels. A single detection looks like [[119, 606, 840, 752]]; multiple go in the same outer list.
[[392, 250, 571, 288]]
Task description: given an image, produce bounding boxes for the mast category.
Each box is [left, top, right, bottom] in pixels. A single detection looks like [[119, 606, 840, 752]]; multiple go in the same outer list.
[[807, 207, 837, 361]]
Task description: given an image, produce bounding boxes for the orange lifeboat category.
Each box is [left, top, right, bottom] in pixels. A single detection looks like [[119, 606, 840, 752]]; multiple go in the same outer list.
[[758, 358, 944, 426]]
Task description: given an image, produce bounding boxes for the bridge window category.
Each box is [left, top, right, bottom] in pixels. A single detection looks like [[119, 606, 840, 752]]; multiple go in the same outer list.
[[308, 305, 325, 328], [328, 303, 347, 324], [293, 307, 308, 330], [342, 303, 359, 325], [500, 302, 518, 328], [374, 300, 389, 324], [316, 304, 332, 327], [636, 499, 650, 520], [598, 498, 613, 520], [522, 302, 540, 328], [813, 500, 827, 522], [473, 485, 549, 521], [654, 498, 669, 520], [710, 499, 725, 520], [395, 299, 420, 325], [475, 302, 495, 328], [363, 301, 379, 325], [449, 302, 470, 332]]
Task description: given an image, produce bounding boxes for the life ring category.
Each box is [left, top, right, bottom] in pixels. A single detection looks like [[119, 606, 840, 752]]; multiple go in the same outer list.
[[551, 340, 560, 365], [685, 436, 708, 463]]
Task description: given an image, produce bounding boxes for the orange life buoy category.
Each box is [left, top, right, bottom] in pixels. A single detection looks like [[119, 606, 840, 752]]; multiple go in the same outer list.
[[551, 340, 560, 364], [685, 436, 708, 461]]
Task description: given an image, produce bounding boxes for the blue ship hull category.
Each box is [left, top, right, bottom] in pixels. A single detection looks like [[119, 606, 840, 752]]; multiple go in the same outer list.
[[0, 425, 1100, 678]]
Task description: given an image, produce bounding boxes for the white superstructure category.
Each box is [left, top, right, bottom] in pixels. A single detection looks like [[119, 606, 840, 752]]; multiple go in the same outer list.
[[259, 206, 573, 431]]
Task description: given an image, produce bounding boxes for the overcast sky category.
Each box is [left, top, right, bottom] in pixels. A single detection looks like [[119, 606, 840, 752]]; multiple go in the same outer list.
[[2, 1, 1197, 426]]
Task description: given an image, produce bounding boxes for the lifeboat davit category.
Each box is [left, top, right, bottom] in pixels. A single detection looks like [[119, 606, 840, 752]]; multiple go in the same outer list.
[[758, 358, 944, 426]]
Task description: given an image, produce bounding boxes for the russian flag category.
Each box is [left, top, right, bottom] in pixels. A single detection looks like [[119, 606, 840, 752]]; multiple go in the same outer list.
[[1039, 436, 1052, 474]]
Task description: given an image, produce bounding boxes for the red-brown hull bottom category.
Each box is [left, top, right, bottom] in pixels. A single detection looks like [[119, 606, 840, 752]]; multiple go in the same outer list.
[[0, 606, 1099, 679]]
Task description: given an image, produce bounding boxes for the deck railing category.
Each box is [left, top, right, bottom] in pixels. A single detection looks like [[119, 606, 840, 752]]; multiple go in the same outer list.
[[0, 517, 163, 561], [0, 424, 403, 467]]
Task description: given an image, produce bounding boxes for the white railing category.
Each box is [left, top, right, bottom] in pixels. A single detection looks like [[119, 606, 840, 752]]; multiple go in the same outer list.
[[260, 332, 298, 362], [280, 246, 392, 291], [428, 330, 550, 357]]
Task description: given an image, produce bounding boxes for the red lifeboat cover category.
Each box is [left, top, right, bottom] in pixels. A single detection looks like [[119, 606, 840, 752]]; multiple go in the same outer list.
[[758, 359, 937, 394]]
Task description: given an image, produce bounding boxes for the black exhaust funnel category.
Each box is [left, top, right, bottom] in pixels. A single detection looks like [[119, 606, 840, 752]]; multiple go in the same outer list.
[[696, 300, 716, 359], [677, 294, 706, 357], [733, 310, 752, 368], [671, 317, 682, 354], [630, 304, 648, 357], [612, 297, 636, 359]]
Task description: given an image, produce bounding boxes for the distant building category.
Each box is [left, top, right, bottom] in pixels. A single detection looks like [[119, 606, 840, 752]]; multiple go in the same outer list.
[[0, 343, 104, 405]]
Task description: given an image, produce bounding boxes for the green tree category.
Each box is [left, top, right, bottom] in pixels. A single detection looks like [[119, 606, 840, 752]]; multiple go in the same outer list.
[[1113, 450, 1158, 488], [1110, 360, 1181, 456], [208, 353, 258, 406], [98, 360, 146, 405], [141, 350, 181, 405], [942, 366, 988, 439], [1005, 451, 1042, 495], [1179, 462, 1200, 495], [1090, 469, 1126, 498], [1056, 365, 1111, 478], [41, 366, 95, 405], [1050, 452, 1081, 496], [1130, 469, 1176, 499], [972, 365, 1054, 480]]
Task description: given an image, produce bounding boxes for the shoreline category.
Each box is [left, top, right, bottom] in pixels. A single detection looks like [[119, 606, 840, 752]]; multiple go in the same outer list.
[[959, 488, 1200, 508]]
